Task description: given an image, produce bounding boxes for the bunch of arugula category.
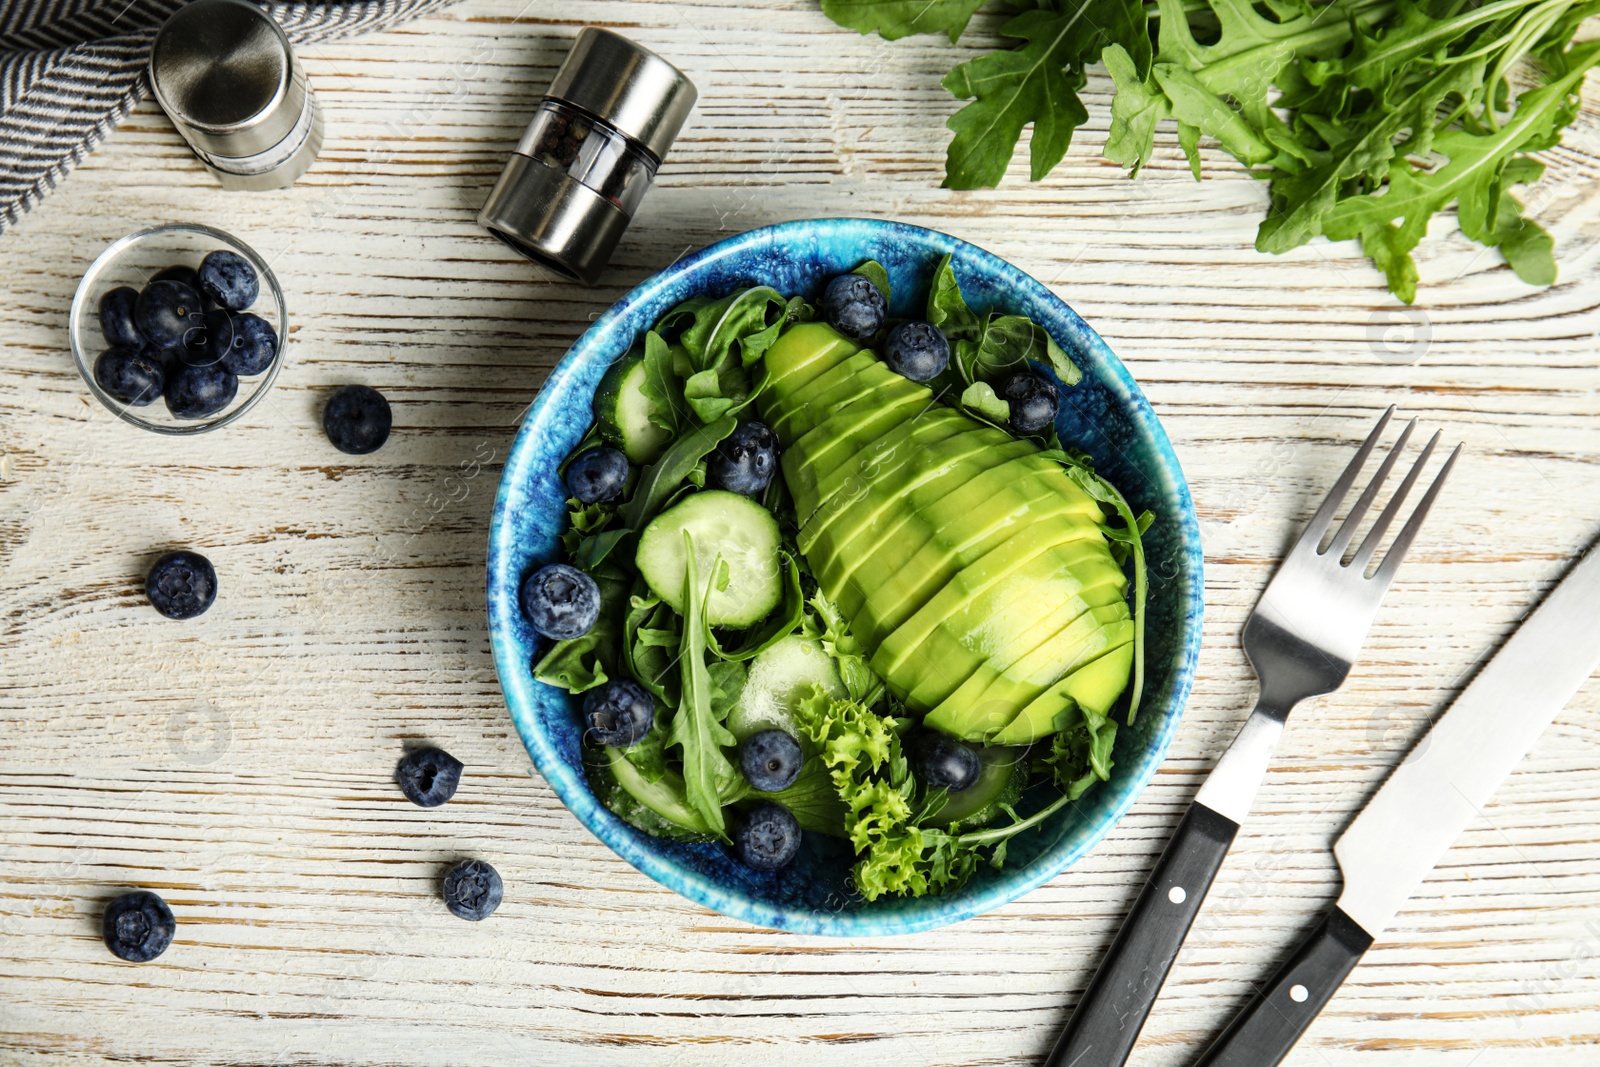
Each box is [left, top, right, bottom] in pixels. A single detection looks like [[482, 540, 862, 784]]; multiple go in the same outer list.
[[821, 0, 1600, 301]]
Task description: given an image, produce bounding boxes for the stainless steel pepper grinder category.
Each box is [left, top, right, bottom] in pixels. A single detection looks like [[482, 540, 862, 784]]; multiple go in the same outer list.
[[149, 0, 323, 190], [479, 28, 698, 284]]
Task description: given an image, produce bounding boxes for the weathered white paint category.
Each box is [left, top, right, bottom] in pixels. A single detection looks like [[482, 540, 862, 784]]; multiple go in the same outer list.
[[2, 3, 1599, 1064]]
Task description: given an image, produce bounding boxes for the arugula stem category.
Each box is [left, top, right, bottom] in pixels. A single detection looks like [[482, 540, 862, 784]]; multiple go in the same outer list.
[[958, 789, 1074, 846]]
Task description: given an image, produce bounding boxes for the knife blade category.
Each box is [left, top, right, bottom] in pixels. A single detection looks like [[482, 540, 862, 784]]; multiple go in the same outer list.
[[1197, 534, 1600, 1067]]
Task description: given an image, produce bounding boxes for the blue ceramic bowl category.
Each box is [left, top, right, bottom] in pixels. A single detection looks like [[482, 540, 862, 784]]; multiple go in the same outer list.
[[487, 218, 1203, 936]]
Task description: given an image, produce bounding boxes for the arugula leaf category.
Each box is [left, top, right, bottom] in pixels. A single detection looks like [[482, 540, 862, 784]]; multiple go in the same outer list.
[[1321, 43, 1600, 301], [668, 541, 742, 836], [959, 381, 1011, 425], [760, 754, 850, 835], [641, 331, 683, 433], [820, 0, 988, 43], [622, 719, 673, 784], [925, 253, 981, 343], [621, 416, 738, 530], [677, 286, 793, 373], [1042, 706, 1118, 800], [851, 259, 892, 304], [970, 313, 1083, 386], [623, 591, 681, 706]]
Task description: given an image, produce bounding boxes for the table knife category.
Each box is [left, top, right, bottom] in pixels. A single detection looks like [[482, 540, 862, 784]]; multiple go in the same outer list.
[[1196, 533, 1600, 1066]]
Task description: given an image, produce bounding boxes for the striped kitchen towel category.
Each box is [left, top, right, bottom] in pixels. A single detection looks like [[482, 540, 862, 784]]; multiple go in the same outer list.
[[0, 0, 456, 234]]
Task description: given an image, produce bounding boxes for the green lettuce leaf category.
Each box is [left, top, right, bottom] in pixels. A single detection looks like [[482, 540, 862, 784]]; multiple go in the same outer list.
[[820, 0, 988, 42]]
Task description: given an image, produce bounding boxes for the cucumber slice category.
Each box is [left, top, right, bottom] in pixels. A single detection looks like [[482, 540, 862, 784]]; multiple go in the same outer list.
[[925, 744, 1029, 832], [635, 490, 783, 628], [595, 352, 673, 464], [585, 746, 715, 842], [728, 636, 845, 745]]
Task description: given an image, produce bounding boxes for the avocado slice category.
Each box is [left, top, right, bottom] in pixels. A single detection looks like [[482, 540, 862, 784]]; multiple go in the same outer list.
[[584, 746, 716, 843], [922, 604, 1132, 739], [768, 353, 921, 444], [799, 407, 971, 531], [802, 428, 1025, 563], [987, 641, 1136, 745], [871, 517, 1117, 696], [838, 461, 1105, 643], [782, 388, 936, 515], [887, 536, 1125, 710], [758, 322, 861, 404]]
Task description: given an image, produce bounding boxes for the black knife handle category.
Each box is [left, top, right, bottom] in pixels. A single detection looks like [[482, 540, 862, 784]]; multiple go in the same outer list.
[[1045, 802, 1239, 1067], [1195, 906, 1374, 1067]]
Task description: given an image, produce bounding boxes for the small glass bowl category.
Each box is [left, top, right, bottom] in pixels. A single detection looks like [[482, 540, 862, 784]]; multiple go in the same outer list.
[[69, 223, 288, 434]]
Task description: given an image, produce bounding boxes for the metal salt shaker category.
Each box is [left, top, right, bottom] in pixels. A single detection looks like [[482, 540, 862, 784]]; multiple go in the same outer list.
[[149, 0, 323, 190]]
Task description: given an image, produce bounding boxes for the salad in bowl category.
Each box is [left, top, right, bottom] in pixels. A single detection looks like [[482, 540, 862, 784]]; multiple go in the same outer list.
[[487, 218, 1202, 934]]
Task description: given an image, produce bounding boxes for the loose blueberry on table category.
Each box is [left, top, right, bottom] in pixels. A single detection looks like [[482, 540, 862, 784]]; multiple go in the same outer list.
[[709, 420, 778, 496], [102, 890, 175, 962], [582, 678, 655, 746], [442, 859, 503, 921], [732, 802, 802, 871], [520, 562, 601, 641], [1000, 371, 1059, 435], [395, 746, 464, 808], [197, 249, 260, 311], [323, 385, 392, 455], [145, 550, 217, 620], [820, 272, 887, 339], [94, 347, 165, 406], [883, 321, 950, 382], [564, 446, 629, 504]]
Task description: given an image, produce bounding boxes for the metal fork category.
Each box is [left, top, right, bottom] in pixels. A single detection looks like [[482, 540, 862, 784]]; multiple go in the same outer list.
[[1044, 407, 1461, 1067]]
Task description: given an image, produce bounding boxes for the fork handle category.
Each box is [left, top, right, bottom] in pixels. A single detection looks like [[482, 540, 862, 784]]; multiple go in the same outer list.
[[1044, 802, 1239, 1067]]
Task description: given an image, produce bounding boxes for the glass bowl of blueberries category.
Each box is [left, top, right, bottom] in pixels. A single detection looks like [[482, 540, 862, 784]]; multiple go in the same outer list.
[[68, 223, 287, 434]]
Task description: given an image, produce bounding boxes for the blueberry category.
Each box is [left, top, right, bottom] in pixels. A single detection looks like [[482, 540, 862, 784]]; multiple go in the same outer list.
[[94, 346, 165, 406], [98, 286, 143, 348], [204, 309, 278, 376], [164, 361, 238, 419], [323, 385, 391, 455], [564, 447, 629, 504], [1000, 371, 1060, 434], [915, 734, 981, 792], [146, 550, 217, 620], [136, 280, 205, 349], [520, 563, 601, 641], [883, 321, 950, 382], [709, 421, 778, 496], [821, 274, 887, 339], [740, 729, 803, 792], [442, 859, 503, 921], [582, 678, 655, 746], [198, 250, 260, 311], [395, 746, 463, 807], [151, 264, 201, 290], [732, 802, 802, 871], [102, 891, 175, 962]]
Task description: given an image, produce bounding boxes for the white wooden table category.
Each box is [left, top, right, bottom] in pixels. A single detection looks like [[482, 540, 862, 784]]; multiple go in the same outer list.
[[3, 3, 1600, 1064]]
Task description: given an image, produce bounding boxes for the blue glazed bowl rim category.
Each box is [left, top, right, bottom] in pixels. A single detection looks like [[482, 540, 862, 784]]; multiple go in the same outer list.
[[487, 217, 1204, 936]]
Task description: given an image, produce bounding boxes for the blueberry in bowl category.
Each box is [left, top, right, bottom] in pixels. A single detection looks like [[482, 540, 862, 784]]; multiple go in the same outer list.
[[487, 219, 1203, 935], [69, 223, 287, 434]]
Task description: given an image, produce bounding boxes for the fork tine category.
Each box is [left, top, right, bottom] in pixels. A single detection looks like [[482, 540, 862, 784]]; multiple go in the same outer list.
[[1370, 441, 1462, 585], [1350, 429, 1439, 572], [1292, 406, 1395, 554], [1325, 418, 1417, 560]]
